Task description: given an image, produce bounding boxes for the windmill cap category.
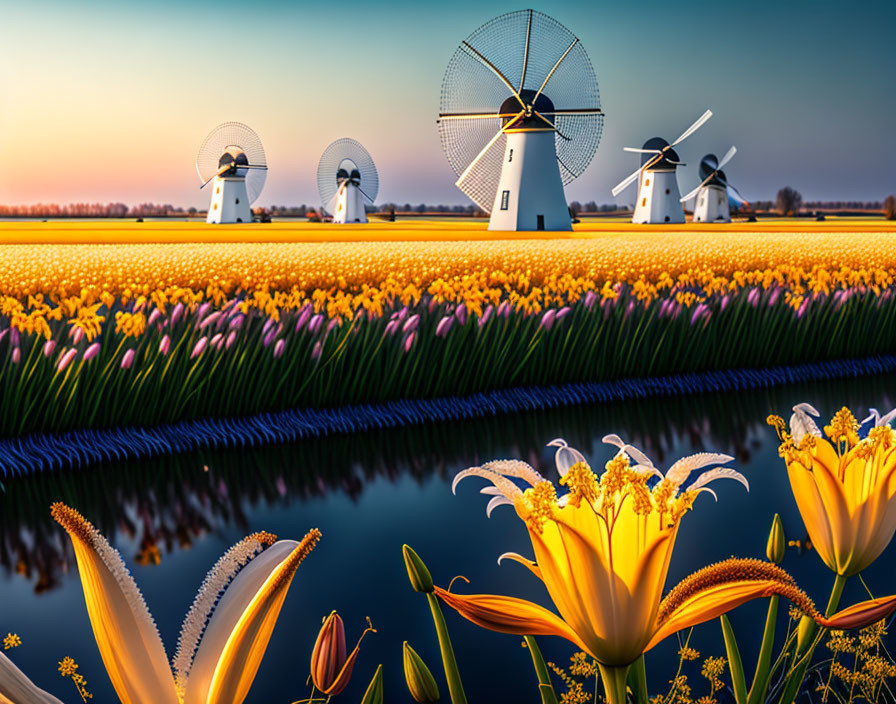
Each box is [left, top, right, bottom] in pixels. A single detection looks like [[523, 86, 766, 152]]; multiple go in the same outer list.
[[500, 90, 556, 129], [642, 137, 679, 170]]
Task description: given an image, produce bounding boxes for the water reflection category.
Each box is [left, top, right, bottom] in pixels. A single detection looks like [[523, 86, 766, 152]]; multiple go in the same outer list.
[[1, 374, 895, 703], [1, 374, 893, 592]]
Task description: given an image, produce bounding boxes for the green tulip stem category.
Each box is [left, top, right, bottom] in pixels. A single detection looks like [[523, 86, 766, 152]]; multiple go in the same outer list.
[[597, 663, 631, 704], [426, 592, 468, 704]]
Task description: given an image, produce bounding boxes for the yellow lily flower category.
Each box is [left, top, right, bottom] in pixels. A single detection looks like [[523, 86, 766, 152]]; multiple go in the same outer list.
[[437, 438, 896, 703], [770, 404, 896, 576], [33, 502, 320, 704]]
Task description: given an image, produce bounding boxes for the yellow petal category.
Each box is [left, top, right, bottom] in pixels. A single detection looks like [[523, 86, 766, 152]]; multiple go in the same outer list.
[[205, 529, 320, 704], [786, 463, 841, 572], [51, 503, 178, 704], [0, 651, 64, 704], [433, 586, 588, 651]]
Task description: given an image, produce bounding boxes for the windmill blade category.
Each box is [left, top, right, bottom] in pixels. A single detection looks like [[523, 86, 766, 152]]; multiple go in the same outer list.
[[199, 162, 233, 189], [531, 37, 579, 105], [624, 147, 662, 154], [518, 8, 533, 91], [724, 181, 749, 205], [538, 108, 603, 116], [680, 174, 714, 203], [460, 41, 525, 109], [439, 112, 520, 121], [671, 109, 712, 147], [717, 145, 737, 170], [455, 110, 525, 188], [532, 110, 571, 139], [612, 165, 645, 197], [241, 164, 268, 170]]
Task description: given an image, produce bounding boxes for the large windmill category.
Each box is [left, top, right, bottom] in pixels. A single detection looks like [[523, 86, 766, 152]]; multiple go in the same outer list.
[[438, 9, 604, 231], [317, 138, 379, 224], [612, 111, 712, 224], [681, 148, 747, 222], [196, 122, 267, 224]]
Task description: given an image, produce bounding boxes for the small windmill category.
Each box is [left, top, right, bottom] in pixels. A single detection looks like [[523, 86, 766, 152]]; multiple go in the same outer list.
[[612, 111, 712, 224], [681, 148, 747, 222], [196, 122, 267, 224], [317, 138, 379, 224], [438, 9, 604, 231]]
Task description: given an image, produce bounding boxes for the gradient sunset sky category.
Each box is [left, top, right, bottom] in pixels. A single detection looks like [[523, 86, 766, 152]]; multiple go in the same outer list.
[[0, 0, 892, 208]]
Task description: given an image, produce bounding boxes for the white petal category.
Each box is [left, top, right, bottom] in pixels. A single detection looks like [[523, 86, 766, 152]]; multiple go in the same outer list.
[[557, 493, 571, 508], [792, 402, 820, 416], [554, 445, 587, 477], [452, 468, 523, 500], [879, 408, 896, 427], [546, 438, 568, 448], [665, 453, 735, 487], [631, 463, 664, 481], [688, 467, 750, 493], [790, 403, 822, 443], [184, 541, 298, 704], [486, 496, 514, 517], [480, 487, 502, 495], [602, 434, 655, 468], [0, 651, 64, 704], [601, 434, 625, 449], [481, 459, 544, 487], [694, 487, 719, 502]]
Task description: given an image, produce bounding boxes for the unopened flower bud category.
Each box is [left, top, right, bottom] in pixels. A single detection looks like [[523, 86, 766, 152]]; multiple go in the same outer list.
[[403, 642, 440, 703], [767, 513, 786, 564], [403, 545, 433, 593]]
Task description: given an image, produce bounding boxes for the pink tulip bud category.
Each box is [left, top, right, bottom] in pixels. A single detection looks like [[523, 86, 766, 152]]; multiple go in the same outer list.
[[435, 316, 453, 338], [199, 311, 221, 330], [263, 328, 277, 347], [428, 298, 438, 314], [497, 300, 511, 319], [326, 318, 340, 335], [159, 334, 171, 355], [308, 314, 324, 335], [311, 340, 323, 361], [747, 288, 760, 307], [273, 338, 286, 359], [147, 308, 162, 327], [455, 303, 468, 326], [71, 327, 84, 344], [191, 337, 208, 359], [195, 302, 210, 322], [384, 319, 399, 337], [404, 331, 416, 352], [479, 304, 494, 327], [58, 347, 79, 370], [556, 306, 571, 320], [540, 308, 557, 331], [11, 346, 21, 364], [0, 329, 6, 344], [121, 349, 135, 369], [720, 294, 731, 312], [797, 297, 810, 318], [43, 340, 56, 357], [403, 314, 420, 334], [211, 333, 223, 349], [295, 305, 312, 332], [768, 288, 781, 307], [623, 300, 635, 320], [83, 342, 101, 362], [262, 317, 276, 337], [229, 313, 244, 330], [583, 290, 598, 310], [10, 328, 19, 347], [225, 330, 237, 349], [170, 302, 184, 326], [397, 306, 409, 322]]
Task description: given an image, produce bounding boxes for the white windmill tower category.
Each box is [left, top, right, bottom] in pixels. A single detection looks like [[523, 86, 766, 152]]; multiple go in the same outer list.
[[611, 111, 712, 224], [317, 139, 379, 224], [438, 9, 604, 232], [196, 122, 267, 224], [682, 148, 747, 222]]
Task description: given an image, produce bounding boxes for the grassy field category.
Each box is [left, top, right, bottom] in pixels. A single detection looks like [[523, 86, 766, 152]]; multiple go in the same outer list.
[[0, 216, 893, 245]]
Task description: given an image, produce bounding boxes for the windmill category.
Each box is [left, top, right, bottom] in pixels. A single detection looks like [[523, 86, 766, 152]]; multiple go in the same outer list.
[[612, 111, 712, 224], [681, 148, 747, 222], [317, 138, 379, 224], [196, 122, 267, 224], [438, 9, 604, 231]]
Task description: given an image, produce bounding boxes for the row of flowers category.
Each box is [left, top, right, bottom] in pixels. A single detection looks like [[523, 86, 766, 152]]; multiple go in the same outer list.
[[2, 404, 896, 704], [2, 279, 896, 436]]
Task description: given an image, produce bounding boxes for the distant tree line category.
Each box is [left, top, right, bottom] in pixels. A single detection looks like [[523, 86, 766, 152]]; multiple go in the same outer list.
[[0, 203, 195, 218]]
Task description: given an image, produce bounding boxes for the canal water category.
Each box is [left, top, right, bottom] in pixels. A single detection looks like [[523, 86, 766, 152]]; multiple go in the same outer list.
[[1, 373, 895, 703]]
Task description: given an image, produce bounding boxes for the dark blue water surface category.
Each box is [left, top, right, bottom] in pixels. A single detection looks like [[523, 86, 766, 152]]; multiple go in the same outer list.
[[2, 375, 896, 703]]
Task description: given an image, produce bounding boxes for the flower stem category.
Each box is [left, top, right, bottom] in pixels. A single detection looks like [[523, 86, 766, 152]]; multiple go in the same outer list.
[[598, 663, 631, 704], [777, 573, 848, 704], [746, 595, 778, 704], [426, 591, 468, 704]]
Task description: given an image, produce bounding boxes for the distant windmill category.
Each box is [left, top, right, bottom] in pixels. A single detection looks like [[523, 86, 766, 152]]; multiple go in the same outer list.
[[438, 9, 604, 231], [682, 148, 747, 222], [196, 122, 267, 224], [612, 111, 712, 224], [317, 138, 379, 224]]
